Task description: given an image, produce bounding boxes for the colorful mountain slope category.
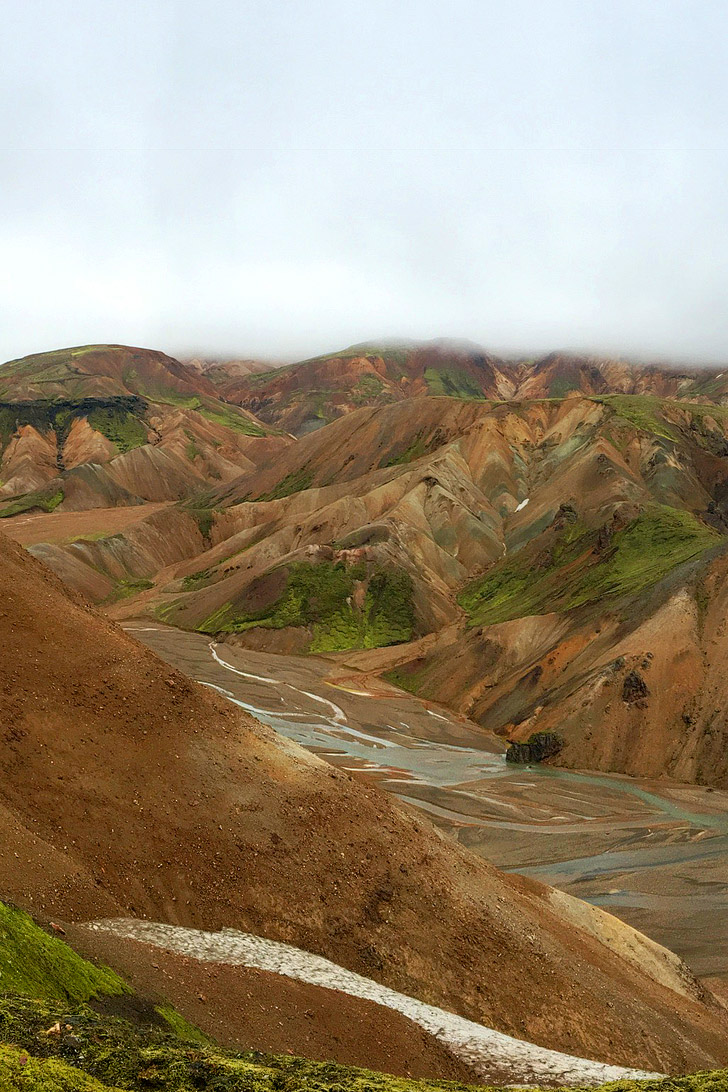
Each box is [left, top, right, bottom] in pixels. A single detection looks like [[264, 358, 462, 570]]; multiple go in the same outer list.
[[9, 342, 728, 788], [214, 339, 728, 437], [0, 345, 289, 513]]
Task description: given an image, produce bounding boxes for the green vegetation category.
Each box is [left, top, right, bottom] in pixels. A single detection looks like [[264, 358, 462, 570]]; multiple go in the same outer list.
[[591, 395, 678, 441], [0, 1002, 725, 1092], [351, 374, 386, 405], [181, 567, 213, 590], [251, 468, 314, 501], [197, 401, 265, 436], [154, 1004, 210, 1046], [383, 662, 427, 695], [591, 394, 728, 443], [424, 367, 484, 400], [0, 395, 148, 460], [105, 578, 154, 603], [0, 406, 19, 454], [132, 385, 265, 435], [311, 567, 415, 652], [0, 487, 64, 519], [459, 505, 720, 626], [384, 430, 434, 467], [183, 504, 218, 540], [548, 375, 580, 398], [183, 429, 202, 462], [87, 407, 148, 454], [0, 902, 125, 1003], [198, 561, 415, 651]]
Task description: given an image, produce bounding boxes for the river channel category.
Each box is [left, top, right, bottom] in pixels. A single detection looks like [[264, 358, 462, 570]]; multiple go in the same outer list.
[[126, 624, 728, 982]]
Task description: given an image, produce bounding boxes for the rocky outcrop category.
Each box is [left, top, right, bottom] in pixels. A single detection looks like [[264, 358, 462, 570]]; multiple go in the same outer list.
[[622, 670, 649, 704], [506, 732, 564, 764]]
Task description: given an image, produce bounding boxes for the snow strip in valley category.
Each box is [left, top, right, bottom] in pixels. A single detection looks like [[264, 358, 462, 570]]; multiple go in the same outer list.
[[86, 919, 662, 1087]]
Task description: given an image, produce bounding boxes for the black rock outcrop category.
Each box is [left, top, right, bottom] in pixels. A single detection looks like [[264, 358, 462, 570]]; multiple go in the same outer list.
[[505, 731, 564, 764]]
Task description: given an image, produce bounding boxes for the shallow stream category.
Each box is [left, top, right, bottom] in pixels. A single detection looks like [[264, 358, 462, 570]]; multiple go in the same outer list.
[[126, 625, 728, 978]]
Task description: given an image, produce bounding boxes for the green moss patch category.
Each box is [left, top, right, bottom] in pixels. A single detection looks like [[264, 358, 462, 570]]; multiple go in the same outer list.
[[351, 374, 386, 405], [0, 999, 726, 1092], [181, 567, 213, 590], [424, 367, 484, 400], [250, 468, 314, 501], [383, 661, 427, 695], [154, 1005, 209, 1046], [182, 504, 218, 540], [196, 401, 265, 437], [459, 505, 720, 626], [198, 561, 415, 651], [0, 1044, 120, 1091], [0, 487, 64, 519], [87, 407, 148, 454], [384, 431, 432, 467], [104, 578, 154, 604], [548, 375, 581, 398], [0, 903, 125, 1003], [591, 395, 678, 441]]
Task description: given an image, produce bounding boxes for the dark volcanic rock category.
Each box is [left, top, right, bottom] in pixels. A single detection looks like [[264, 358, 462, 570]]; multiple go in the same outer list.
[[622, 670, 649, 703], [505, 732, 564, 764]]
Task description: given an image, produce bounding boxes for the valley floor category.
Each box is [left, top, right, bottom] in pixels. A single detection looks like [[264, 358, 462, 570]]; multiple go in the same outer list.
[[126, 623, 728, 984]]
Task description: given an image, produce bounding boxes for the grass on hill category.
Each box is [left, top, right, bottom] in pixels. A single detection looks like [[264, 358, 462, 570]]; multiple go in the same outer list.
[[103, 578, 154, 604], [249, 467, 315, 501], [140, 389, 266, 436], [0, 1006, 726, 1092], [87, 407, 148, 454], [424, 367, 485, 400], [459, 505, 720, 627], [0, 902, 125, 1003], [0, 487, 64, 519], [197, 560, 415, 651]]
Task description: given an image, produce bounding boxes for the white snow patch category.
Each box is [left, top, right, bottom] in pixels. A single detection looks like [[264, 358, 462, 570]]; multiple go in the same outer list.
[[85, 919, 662, 1088], [515, 497, 530, 512]]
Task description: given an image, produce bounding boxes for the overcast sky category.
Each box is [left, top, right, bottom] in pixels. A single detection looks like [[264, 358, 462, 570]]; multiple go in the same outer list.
[[2, 1, 728, 364]]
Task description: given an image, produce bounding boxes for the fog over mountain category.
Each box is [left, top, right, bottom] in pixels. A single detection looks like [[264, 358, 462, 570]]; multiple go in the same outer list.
[[2, 0, 728, 363]]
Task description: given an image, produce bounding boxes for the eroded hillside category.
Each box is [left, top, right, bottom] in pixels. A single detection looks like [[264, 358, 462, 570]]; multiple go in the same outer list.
[[0, 344, 289, 514]]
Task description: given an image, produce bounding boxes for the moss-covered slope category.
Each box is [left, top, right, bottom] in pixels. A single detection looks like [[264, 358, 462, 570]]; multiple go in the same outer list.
[[458, 505, 720, 627]]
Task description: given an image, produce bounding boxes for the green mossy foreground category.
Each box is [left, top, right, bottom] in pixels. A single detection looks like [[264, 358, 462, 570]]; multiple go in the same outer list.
[[0, 904, 126, 1003], [1, 1003, 726, 1092], [0, 901, 726, 1091], [459, 505, 720, 626]]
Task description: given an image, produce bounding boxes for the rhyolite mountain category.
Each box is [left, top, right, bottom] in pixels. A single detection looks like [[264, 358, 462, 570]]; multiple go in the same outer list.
[[0, 344, 289, 514], [209, 338, 728, 436], [8, 339, 728, 789], [1, 528, 728, 1081]]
